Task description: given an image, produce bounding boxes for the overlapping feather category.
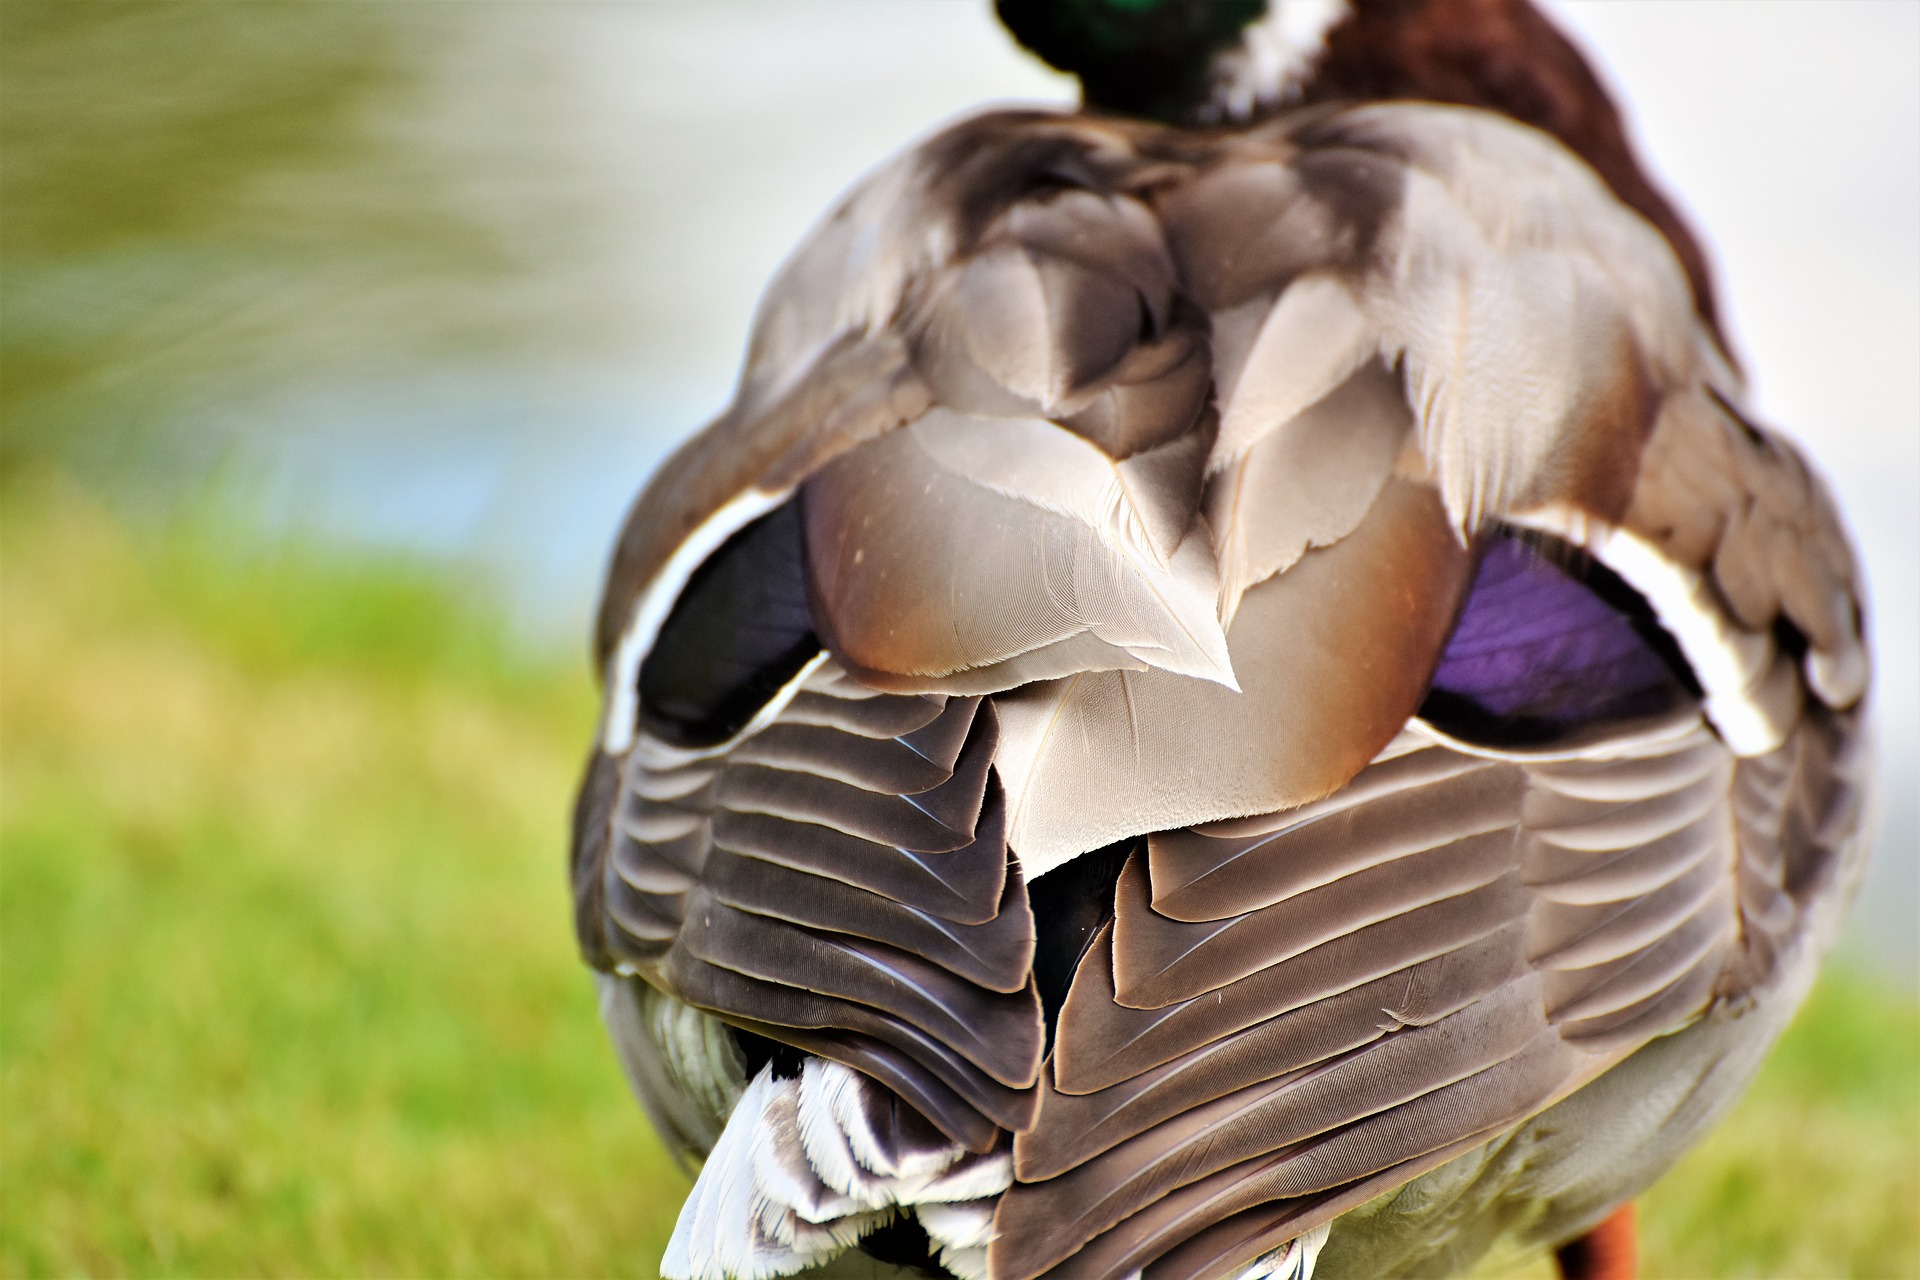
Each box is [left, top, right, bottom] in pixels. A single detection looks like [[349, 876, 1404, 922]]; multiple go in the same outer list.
[[574, 96, 1872, 1280]]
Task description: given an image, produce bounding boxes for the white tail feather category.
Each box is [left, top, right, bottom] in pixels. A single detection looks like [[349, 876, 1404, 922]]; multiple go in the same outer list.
[[665, 1061, 1010, 1280]]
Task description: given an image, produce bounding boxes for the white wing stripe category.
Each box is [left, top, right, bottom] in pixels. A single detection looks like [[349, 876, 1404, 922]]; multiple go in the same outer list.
[[604, 487, 790, 754]]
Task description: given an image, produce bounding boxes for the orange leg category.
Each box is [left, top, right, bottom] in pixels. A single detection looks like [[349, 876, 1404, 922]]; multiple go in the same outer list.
[[1554, 1201, 1637, 1280]]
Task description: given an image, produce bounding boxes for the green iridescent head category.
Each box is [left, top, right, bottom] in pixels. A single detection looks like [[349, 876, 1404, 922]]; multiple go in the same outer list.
[[996, 0, 1269, 122]]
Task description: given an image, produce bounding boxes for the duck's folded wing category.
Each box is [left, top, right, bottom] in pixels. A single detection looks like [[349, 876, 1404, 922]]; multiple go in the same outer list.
[[579, 648, 1045, 1151], [985, 688, 1867, 1280]]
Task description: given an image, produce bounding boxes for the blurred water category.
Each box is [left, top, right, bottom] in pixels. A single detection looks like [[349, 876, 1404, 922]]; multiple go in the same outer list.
[[4, 2, 1912, 981]]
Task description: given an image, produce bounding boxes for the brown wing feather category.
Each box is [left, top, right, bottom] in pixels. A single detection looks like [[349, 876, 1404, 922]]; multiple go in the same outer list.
[[1049, 880, 1527, 1096], [587, 675, 1045, 1150], [1018, 921, 1530, 1181], [1625, 387, 1867, 710]]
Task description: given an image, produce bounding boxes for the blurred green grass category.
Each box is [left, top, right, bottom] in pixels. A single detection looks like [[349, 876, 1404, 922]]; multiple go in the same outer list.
[[0, 478, 681, 1276], [2, 479, 1915, 1278]]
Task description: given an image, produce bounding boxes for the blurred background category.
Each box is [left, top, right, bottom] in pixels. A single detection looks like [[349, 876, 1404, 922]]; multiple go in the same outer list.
[[3, 3, 1914, 1276]]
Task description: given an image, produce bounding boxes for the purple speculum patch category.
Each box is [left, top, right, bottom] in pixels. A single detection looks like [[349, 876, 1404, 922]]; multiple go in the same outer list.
[[1420, 533, 1700, 748]]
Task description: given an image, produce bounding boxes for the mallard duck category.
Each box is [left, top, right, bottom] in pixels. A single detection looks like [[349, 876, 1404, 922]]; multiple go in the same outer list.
[[569, 1, 1873, 1277]]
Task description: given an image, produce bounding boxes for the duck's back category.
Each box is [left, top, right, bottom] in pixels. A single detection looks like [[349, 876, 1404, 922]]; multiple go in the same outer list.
[[570, 9, 1872, 1280]]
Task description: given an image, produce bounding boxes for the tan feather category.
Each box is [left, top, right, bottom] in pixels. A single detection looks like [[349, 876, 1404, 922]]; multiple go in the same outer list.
[[803, 410, 1234, 695], [995, 476, 1467, 873], [1208, 358, 1411, 623], [1210, 272, 1377, 471]]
